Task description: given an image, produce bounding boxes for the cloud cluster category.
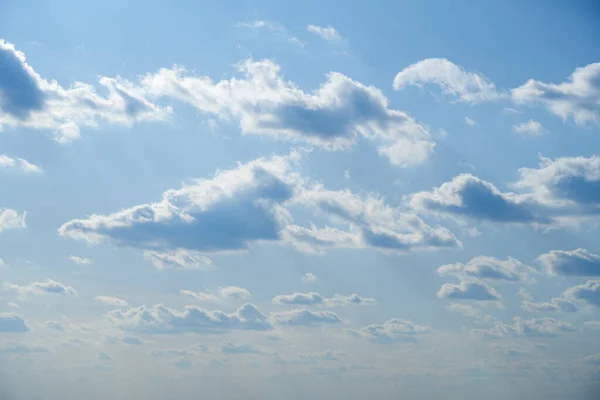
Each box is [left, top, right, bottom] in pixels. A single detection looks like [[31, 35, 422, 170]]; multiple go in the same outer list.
[[438, 256, 537, 283], [95, 296, 129, 307], [349, 318, 431, 344], [0, 154, 42, 173], [180, 286, 251, 302], [269, 309, 343, 327], [519, 289, 578, 313], [307, 25, 342, 41], [437, 281, 501, 301]]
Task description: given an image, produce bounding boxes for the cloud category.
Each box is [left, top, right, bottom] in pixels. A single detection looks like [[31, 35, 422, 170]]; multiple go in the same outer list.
[[518, 289, 578, 313], [141, 59, 435, 166], [537, 248, 600, 276], [464, 116, 475, 126], [301, 272, 316, 283], [143, 249, 213, 270], [393, 58, 503, 103], [0, 313, 29, 333], [121, 337, 143, 346], [564, 280, 600, 307], [219, 286, 251, 300], [0, 155, 42, 173], [107, 303, 273, 334], [221, 342, 262, 355], [437, 256, 537, 282], [325, 294, 376, 306], [513, 120, 543, 135], [235, 20, 303, 47], [472, 317, 576, 339], [437, 280, 501, 301], [95, 296, 129, 307], [272, 292, 325, 305], [180, 290, 220, 302], [0, 39, 170, 142], [511, 62, 600, 125], [4, 279, 76, 297], [307, 25, 342, 41], [349, 318, 431, 344], [69, 255, 91, 265], [0, 208, 27, 232], [270, 309, 342, 327], [0, 342, 49, 354]]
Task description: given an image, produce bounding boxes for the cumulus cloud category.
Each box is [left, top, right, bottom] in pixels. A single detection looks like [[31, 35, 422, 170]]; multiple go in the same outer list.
[[301, 272, 316, 283], [69, 255, 91, 265], [0, 39, 170, 142], [393, 58, 503, 103], [143, 249, 213, 270], [349, 318, 431, 344], [95, 296, 129, 307], [537, 248, 600, 276], [219, 286, 251, 300], [472, 317, 576, 339], [437, 280, 501, 301], [564, 280, 600, 307], [269, 309, 342, 327], [107, 303, 273, 334], [179, 286, 250, 303], [511, 62, 600, 125], [307, 25, 342, 41], [518, 289, 578, 313], [513, 120, 544, 135], [0, 155, 42, 173], [272, 292, 375, 307], [221, 342, 262, 355], [141, 59, 435, 166], [4, 279, 76, 297], [0, 208, 27, 232], [437, 256, 537, 282], [0, 313, 29, 333]]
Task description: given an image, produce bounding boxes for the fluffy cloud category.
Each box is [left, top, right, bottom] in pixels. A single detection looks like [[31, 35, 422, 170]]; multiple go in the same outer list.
[[221, 342, 262, 355], [301, 272, 317, 283], [393, 58, 503, 103], [307, 25, 342, 41], [437, 281, 501, 301], [513, 120, 543, 135], [0, 155, 42, 173], [60, 153, 460, 258], [472, 317, 576, 339], [349, 318, 431, 344], [511, 62, 600, 125], [141, 59, 435, 166], [519, 289, 578, 313], [107, 303, 273, 334], [0, 39, 170, 142], [269, 309, 342, 327], [437, 256, 537, 282], [0, 208, 27, 232], [4, 279, 76, 297], [180, 286, 251, 302], [69, 255, 91, 265], [143, 249, 213, 270], [95, 296, 129, 307], [537, 248, 600, 276], [272, 292, 375, 307], [0, 313, 29, 333], [564, 280, 600, 307]]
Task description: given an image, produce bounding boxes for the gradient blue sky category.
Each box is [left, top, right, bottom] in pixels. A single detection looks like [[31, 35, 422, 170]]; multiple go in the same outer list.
[[1, 1, 600, 399]]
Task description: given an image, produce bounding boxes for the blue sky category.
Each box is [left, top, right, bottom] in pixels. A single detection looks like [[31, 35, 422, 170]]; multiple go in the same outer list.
[[1, 1, 600, 399]]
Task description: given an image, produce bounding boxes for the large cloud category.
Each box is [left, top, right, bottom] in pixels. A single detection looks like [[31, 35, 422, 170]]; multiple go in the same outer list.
[[0, 39, 170, 142], [511, 62, 600, 125], [349, 318, 431, 344], [107, 303, 273, 334], [472, 317, 576, 339], [59, 153, 460, 259], [564, 280, 600, 307], [0, 208, 26, 232], [437, 256, 537, 282], [537, 248, 600, 276], [141, 59, 434, 166], [4, 279, 76, 297], [0, 313, 29, 333], [393, 58, 503, 103], [437, 281, 501, 301]]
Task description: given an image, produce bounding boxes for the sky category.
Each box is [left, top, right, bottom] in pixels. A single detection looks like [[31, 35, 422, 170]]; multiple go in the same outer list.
[[1, 0, 600, 399]]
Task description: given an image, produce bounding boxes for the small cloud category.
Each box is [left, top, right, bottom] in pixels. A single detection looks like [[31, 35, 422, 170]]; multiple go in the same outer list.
[[95, 296, 129, 307], [307, 24, 342, 41], [464, 116, 476, 126], [4, 279, 76, 297], [69, 255, 91, 265], [301, 273, 317, 283], [513, 120, 544, 135]]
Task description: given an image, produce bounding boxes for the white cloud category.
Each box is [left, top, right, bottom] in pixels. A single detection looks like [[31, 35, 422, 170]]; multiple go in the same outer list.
[[180, 290, 220, 302], [518, 288, 578, 313], [511, 62, 600, 125], [108, 303, 273, 334], [437, 256, 537, 283], [0, 313, 29, 333], [301, 272, 317, 283], [307, 25, 342, 41], [219, 286, 251, 300], [537, 248, 600, 276], [95, 296, 129, 307], [437, 280, 501, 301], [180, 286, 251, 302], [4, 279, 76, 297], [393, 58, 504, 103], [513, 120, 543, 135], [472, 317, 576, 339], [273, 292, 325, 305], [349, 318, 431, 344], [0, 208, 27, 232], [141, 59, 435, 166], [0, 154, 42, 173], [69, 255, 91, 265], [0, 39, 171, 142], [143, 249, 213, 270], [464, 116, 475, 126], [235, 20, 303, 47], [269, 309, 342, 327], [563, 280, 600, 307]]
